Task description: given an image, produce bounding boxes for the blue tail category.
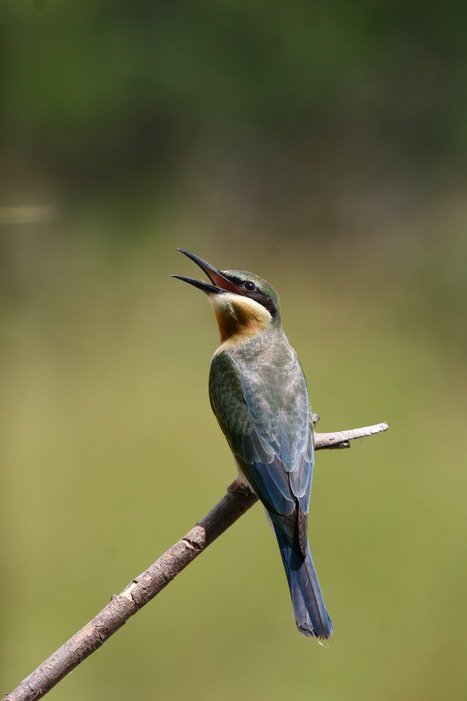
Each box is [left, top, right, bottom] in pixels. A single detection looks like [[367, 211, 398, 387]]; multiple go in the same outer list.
[[274, 527, 333, 639]]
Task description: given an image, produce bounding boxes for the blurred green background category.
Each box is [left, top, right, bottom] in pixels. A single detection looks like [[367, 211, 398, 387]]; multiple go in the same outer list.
[[1, 2, 466, 700]]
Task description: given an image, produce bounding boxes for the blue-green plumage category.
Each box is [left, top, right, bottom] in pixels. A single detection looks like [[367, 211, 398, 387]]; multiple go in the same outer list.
[[174, 251, 333, 639], [210, 329, 333, 638]]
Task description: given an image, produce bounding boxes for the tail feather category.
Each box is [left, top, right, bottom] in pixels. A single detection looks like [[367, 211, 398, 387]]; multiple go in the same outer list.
[[274, 527, 333, 639]]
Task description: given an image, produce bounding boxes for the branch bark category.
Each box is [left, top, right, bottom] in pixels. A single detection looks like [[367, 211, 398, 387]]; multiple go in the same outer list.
[[3, 421, 388, 701]]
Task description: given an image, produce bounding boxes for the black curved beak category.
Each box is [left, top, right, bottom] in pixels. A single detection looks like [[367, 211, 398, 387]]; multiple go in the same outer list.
[[173, 249, 243, 295]]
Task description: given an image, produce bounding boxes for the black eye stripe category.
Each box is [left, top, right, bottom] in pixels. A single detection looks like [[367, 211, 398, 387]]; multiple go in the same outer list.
[[223, 274, 240, 282], [250, 291, 277, 316], [223, 273, 277, 316]]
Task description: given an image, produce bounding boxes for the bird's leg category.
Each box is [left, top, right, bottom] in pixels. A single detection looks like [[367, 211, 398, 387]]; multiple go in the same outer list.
[[311, 413, 320, 427]]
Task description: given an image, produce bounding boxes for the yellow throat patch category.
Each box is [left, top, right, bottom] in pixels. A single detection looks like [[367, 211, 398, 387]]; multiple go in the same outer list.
[[210, 292, 272, 351]]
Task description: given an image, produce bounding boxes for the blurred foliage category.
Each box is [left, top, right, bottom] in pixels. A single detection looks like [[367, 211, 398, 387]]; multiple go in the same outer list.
[[1, 0, 466, 206], [1, 2, 467, 701]]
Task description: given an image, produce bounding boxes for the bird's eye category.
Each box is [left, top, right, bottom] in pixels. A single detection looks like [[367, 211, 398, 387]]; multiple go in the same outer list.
[[243, 281, 256, 292]]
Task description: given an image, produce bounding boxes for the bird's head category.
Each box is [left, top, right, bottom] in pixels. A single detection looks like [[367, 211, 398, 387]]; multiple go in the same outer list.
[[173, 249, 281, 345]]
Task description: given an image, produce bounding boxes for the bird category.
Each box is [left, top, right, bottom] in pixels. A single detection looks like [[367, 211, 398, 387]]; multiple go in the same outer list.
[[173, 249, 333, 639]]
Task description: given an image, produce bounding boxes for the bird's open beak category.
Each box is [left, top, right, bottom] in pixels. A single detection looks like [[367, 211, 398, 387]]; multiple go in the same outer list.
[[172, 249, 243, 295]]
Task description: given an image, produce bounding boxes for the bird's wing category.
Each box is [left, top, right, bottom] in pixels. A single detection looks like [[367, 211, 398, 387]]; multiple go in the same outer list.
[[209, 350, 314, 552]]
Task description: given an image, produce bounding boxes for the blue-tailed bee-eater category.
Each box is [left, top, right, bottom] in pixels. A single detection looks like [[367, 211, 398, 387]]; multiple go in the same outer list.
[[174, 250, 333, 639]]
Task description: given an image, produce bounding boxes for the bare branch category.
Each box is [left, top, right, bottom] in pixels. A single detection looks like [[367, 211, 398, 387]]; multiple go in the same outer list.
[[3, 421, 387, 701], [314, 421, 388, 449]]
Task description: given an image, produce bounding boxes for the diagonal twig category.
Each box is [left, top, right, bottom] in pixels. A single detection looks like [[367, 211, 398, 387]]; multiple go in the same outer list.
[[3, 421, 388, 701]]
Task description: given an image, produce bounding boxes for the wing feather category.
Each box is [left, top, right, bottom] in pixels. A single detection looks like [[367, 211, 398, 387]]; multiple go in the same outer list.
[[209, 342, 314, 556]]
